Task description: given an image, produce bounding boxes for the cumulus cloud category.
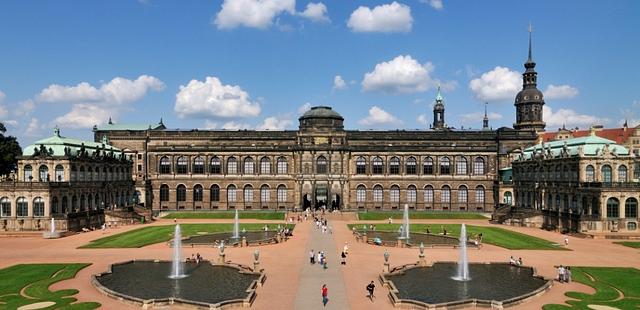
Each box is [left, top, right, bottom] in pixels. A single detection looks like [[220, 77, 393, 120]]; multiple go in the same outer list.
[[256, 116, 294, 130], [222, 121, 251, 130], [544, 84, 579, 100], [299, 2, 330, 23], [417, 114, 428, 125], [37, 75, 164, 104], [52, 104, 114, 129], [298, 102, 312, 114], [333, 75, 347, 90], [174, 76, 261, 119], [543, 105, 605, 128], [214, 0, 295, 29], [203, 120, 218, 129], [469, 66, 521, 102], [358, 106, 402, 126], [347, 2, 412, 33], [24, 118, 40, 137], [420, 0, 443, 10], [14, 99, 35, 117], [362, 55, 454, 94]]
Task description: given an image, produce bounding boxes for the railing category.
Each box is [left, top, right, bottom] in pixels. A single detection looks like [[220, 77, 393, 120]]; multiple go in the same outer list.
[[581, 182, 640, 189]]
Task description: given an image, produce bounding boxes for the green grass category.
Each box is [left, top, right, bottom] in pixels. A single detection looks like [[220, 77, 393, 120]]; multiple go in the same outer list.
[[348, 223, 565, 250], [80, 223, 294, 248], [357, 211, 487, 220], [614, 241, 640, 249], [0, 263, 100, 310], [162, 211, 285, 220], [543, 267, 640, 310]]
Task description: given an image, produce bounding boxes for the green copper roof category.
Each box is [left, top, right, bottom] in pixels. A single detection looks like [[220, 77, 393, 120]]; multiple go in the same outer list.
[[522, 135, 630, 159], [435, 86, 444, 102], [23, 127, 123, 157]]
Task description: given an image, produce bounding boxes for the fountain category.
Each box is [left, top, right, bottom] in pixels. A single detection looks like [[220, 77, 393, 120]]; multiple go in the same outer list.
[[50, 218, 56, 235], [398, 204, 410, 240], [169, 224, 187, 279], [43, 217, 61, 239], [452, 223, 470, 281], [232, 209, 240, 239]]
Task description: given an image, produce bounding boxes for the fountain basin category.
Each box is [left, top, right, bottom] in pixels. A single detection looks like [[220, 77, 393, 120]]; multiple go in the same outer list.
[[179, 231, 282, 247], [93, 260, 264, 309], [381, 262, 551, 309], [356, 231, 463, 247]]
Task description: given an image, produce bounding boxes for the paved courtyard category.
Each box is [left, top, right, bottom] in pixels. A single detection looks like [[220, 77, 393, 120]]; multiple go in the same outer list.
[[0, 214, 638, 310]]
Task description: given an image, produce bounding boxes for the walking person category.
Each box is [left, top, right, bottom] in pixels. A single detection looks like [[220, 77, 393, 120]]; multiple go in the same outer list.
[[564, 236, 569, 247], [366, 281, 376, 301], [321, 284, 328, 306], [310, 249, 315, 264], [341, 251, 347, 265]]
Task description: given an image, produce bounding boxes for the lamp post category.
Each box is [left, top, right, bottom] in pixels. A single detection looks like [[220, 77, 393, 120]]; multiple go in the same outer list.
[[383, 249, 390, 273], [253, 249, 260, 271]]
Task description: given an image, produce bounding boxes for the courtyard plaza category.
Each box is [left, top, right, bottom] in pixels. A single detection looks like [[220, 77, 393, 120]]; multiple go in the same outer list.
[[0, 214, 638, 309]]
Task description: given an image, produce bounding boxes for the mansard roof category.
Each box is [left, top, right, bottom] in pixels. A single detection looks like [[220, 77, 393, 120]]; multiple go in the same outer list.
[[23, 128, 123, 157], [521, 135, 630, 160]]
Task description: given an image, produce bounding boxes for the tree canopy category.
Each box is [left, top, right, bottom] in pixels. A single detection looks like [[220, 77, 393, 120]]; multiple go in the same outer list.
[[0, 123, 22, 176]]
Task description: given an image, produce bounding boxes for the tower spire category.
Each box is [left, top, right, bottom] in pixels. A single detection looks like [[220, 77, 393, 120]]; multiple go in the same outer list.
[[482, 102, 489, 130], [527, 22, 533, 63]]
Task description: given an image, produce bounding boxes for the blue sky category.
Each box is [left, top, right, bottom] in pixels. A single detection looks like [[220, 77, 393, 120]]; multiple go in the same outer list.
[[0, 0, 639, 146]]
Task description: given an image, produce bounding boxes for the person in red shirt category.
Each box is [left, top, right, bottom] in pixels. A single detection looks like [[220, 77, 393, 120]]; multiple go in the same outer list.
[[321, 284, 328, 306]]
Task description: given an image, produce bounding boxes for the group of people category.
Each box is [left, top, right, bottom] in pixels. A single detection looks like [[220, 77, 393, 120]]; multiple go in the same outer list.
[[509, 256, 524, 266], [309, 249, 328, 269], [314, 216, 331, 234], [186, 253, 203, 263], [557, 265, 572, 283]]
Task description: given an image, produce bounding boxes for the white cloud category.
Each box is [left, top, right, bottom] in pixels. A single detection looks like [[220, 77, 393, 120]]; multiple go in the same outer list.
[[37, 75, 164, 104], [544, 84, 579, 100], [543, 105, 605, 128], [460, 112, 503, 124], [214, 0, 295, 29], [333, 75, 347, 90], [298, 102, 312, 114], [222, 121, 251, 130], [420, 0, 443, 10], [299, 2, 330, 23], [24, 118, 40, 137], [52, 104, 115, 129], [358, 106, 402, 126], [362, 55, 454, 94], [256, 116, 294, 130], [2, 120, 18, 127], [174, 76, 261, 119], [14, 99, 35, 117], [417, 114, 428, 125], [203, 120, 218, 129], [347, 2, 413, 33], [469, 66, 521, 102]]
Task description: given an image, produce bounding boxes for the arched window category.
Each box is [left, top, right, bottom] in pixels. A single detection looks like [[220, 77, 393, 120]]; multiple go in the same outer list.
[[602, 165, 612, 183], [176, 157, 188, 174], [356, 185, 366, 203], [160, 184, 169, 202], [407, 185, 417, 203], [260, 185, 270, 202], [193, 185, 203, 202], [316, 156, 328, 174], [423, 186, 434, 203], [458, 185, 468, 203], [176, 185, 186, 202], [61, 196, 68, 213], [373, 185, 383, 202], [102, 167, 107, 181], [504, 191, 513, 205], [24, 165, 33, 181], [193, 157, 205, 174], [244, 158, 254, 174], [71, 195, 78, 212], [55, 165, 64, 182], [227, 185, 237, 203], [585, 165, 595, 182], [210, 185, 220, 202], [618, 165, 628, 182], [606, 197, 619, 218], [625, 198, 638, 218], [423, 157, 434, 175], [87, 194, 93, 210], [476, 186, 485, 203], [390, 185, 400, 203], [277, 157, 288, 174], [441, 185, 451, 203], [473, 157, 485, 175], [160, 156, 171, 174], [555, 194, 561, 210], [440, 157, 451, 175], [244, 185, 254, 202], [356, 157, 366, 174], [372, 157, 383, 174], [95, 195, 101, 210], [0, 197, 11, 217], [260, 157, 271, 174], [16, 197, 28, 217], [51, 196, 59, 214], [210, 157, 222, 174], [227, 157, 238, 174], [87, 167, 93, 181], [389, 157, 400, 174], [456, 157, 468, 175], [406, 157, 417, 175], [39, 165, 49, 182], [277, 185, 287, 203], [80, 194, 86, 211]]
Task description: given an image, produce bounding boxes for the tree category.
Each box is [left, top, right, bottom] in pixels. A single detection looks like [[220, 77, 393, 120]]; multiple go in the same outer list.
[[0, 122, 22, 176]]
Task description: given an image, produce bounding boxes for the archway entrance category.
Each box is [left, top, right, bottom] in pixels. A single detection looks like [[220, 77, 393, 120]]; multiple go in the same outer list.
[[331, 194, 341, 211], [315, 185, 327, 210], [303, 194, 311, 210]]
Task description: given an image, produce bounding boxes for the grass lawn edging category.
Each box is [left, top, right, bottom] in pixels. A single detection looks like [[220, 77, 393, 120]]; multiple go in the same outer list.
[[357, 211, 488, 220], [162, 211, 285, 220]]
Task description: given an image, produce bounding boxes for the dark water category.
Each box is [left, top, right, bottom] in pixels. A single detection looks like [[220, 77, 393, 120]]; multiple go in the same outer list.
[[181, 231, 279, 245], [387, 263, 547, 304], [96, 261, 259, 305], [360, 231, 459, 246]]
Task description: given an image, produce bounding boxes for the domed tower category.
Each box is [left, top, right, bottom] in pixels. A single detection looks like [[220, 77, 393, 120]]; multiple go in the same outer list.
[[432, 86, 446, 130], [298, 106, 344, 132], [514, 25, 546, 132]]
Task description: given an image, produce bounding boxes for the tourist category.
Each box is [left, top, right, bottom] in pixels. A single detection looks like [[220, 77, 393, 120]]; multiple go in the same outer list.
[[191, 253, 195, 262], [343, 242, 349, 254], [366, 281, 376, 301], [564, 236, 569, 247], [310, 249, 315, 264], [318, 251, 323, 265], [509, 256, 516, 265], [372, 225, 376, 231], [263, 225, 269, 232], [517, 257, 523, 266], [341, 251, 346, 265], [321, 284, 328, 306], [566, 266, 572, 283], [426, 226, 430, 234], [558, 265, 566, 283], [323, 256, 328, 270], [370, 224, 374, 231], [388, 217, 393, 224], [196, 253, 202, 263]]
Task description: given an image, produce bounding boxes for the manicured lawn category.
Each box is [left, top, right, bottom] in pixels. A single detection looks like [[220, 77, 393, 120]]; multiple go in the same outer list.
[[162, 211, 285, 220], [0, 263, 100, 310], [80, 223, 294, 248], [543, 267, 640, 309], [348, 223, 566, 250], [614, 241, 640, 249], [357, 211, 487, 220]]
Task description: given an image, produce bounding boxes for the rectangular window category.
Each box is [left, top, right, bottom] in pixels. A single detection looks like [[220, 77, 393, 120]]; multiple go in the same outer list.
[[137, 165, 142, 172], [1, 201, 10, 217], [211, 164, 221, 174], [211, 188, 220, 202], [424, 189, 433, 203], [356, 164, 366, 174], [389, 164, 400, 174], [137, 154, 142, 160], [34, 202, 45, 217], [407, 190, 416, 203], [423, 164, 433, 175], [390, 189, 399, 202], [277, 161, 287, 174], [373, 189, 383, 202], [372, 164, 383, 174], [244, 189, 253, 202], [227, 161, 237, 174], [228, 189, 236, 202], [17, 202, 28, 217], [406, 163, 416, 174]]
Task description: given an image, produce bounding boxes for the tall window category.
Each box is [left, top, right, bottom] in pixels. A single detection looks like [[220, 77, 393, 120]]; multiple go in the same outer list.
[[440, 157, 451, 175], [87, 167, 93, 181], [0, 197, 10, 217], [356, 157, 366, 174], [406, 157, 417, 174], [372, 157, 383, 174], [55, 165, 64, 182], [606, 197, 619, 218], [475, 186, 485, 203], [585, 165, 595, 182], [17, 197, 28, 217], [39, 165, 49, 182], [618, 165, 628, 182], [176, 157, 188, 174], [193, 157, 205, 174], [625, 198, 638, 218], [227, 185, 237, 203], [193, 185, 203, 202], [277, 157, 288, 174], [24, 165, 33, 181], [160, 184, 169, 202], [458, 185, 468, 203], [424, 186, 434, 203], [456, 157, 467, 175], [423, 157, 434, 175], [316, 156, 328, 174], [210, 157, 222, 174], [261, 185, 270, 203], [473, 157, 485, 175], [210, 185, 220, 202], [176, 185, 186, 202], [373, 185, 383, 202], [504, 192, 513, 205], [260, 157, 271, 174], [244, 158, 254, 174], [601, 165, 612, 183], [160, 157, 171, 174], [226, 157, 237, 174], [51, 197, 59, 214], [390, 185, 400, 203], [244, 185, 254, 202], [277, 185, 287, 203], [407, 185, 416, 203], [356, 185, 366, 203], [441, 186, 451, 203], [389, 157, 400, 174]]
